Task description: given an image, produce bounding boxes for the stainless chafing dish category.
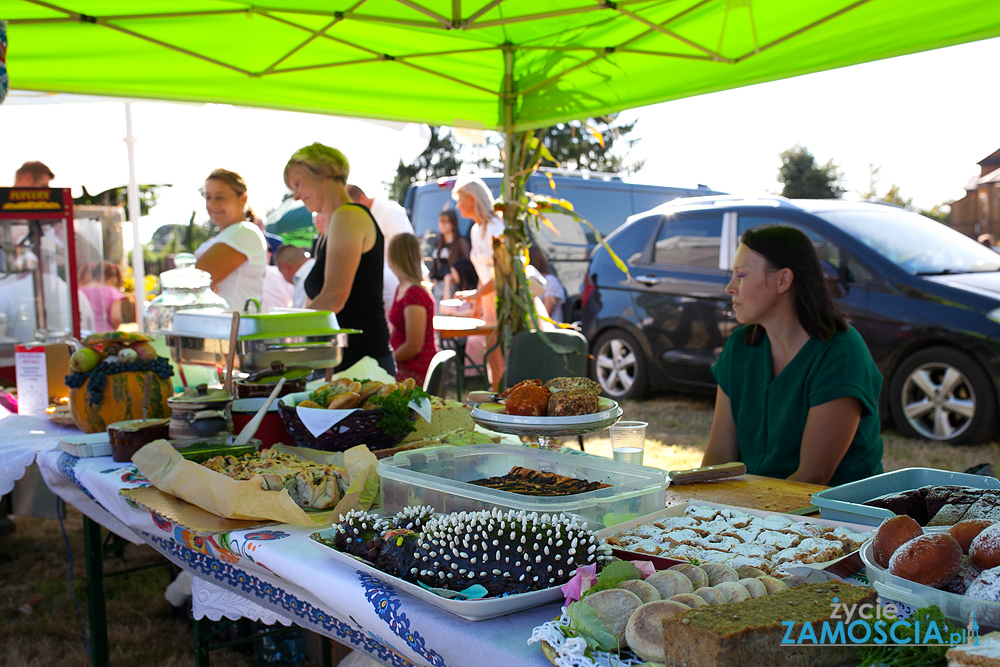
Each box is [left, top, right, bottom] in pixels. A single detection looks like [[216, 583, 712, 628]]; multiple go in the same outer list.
[[159, 308, 358, 372]]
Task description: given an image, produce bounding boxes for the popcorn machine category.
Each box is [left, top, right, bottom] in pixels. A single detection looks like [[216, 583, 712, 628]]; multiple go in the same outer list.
[[0, 187, 80, 384]]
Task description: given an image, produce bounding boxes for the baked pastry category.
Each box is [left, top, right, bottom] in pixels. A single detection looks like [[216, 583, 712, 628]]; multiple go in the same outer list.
[[467, 465, 610, 496], [946, 631, 1000, 667], [625, 600, 690, 663], [949, 520, 995, 555], [971, 523, 1000, 570], [887, 533, 962, 588], [201, 448, 344, 510], [864, 485, 1000, 526], [545, 376, 600, 393], [659, 581, 874, 667], [966, 568, 1000, 602], [504, 383, 550, 416], [583, 589, 643, 648], [547, 388, 599, 416], [873, 515, 923, 567]]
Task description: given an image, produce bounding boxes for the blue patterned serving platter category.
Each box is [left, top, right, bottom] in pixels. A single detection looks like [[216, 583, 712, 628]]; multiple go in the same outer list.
[[308, 527, 564, 621]]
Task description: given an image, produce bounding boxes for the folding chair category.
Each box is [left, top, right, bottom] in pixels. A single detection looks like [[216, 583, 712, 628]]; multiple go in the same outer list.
[[503, 329, 590, 451]]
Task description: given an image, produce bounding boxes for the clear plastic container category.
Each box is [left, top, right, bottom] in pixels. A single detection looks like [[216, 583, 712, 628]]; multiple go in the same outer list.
[[144, 253, 229, 333], [811, 467, 1000, 526], [860, 535, 1000, 631], [377, 444, 668, 529]]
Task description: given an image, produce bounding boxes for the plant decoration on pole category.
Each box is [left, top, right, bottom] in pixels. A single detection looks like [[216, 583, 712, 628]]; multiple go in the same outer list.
[[494, 127, 631, 363]]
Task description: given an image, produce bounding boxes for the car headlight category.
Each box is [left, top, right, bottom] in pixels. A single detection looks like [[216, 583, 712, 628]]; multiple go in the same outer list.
[[987, 307, 1000, 324]]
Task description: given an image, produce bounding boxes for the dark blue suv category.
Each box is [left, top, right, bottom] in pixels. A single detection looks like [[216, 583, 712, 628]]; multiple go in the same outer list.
[[581, 196, 1000, 446]]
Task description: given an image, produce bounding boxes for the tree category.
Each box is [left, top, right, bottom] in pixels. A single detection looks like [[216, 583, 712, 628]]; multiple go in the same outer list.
[[474, 114, 644, 175], [74, 184, 164, 217], [387, 127, 462, 204], [777, 145, 845, 199]]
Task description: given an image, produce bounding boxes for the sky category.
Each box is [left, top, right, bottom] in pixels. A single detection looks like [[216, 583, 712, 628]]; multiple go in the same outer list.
[[1, 34, 998, 246], [622, 36, 1000, 210]]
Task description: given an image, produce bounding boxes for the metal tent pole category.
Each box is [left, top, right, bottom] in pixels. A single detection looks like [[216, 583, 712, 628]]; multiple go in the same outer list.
[[124, 103, 146, 329]]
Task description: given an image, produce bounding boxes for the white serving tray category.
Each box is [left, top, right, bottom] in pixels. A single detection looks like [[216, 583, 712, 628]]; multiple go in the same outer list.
[[471, 397, 619, 426], [597, 501, 874, 571], [308, 527, 563, 621], [60, 432, 112, 458]]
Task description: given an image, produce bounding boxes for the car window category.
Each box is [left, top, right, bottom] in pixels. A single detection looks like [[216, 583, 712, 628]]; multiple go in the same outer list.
[[736, 215, 876, 283], [817, 207, 1000, 275], [606, 218, 655, 265], [544, 183, 632, 239], [653, 215, 723, 268]]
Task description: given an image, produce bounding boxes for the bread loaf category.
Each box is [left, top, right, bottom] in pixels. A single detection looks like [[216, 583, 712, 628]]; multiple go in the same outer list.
[[659, 581, 874, 667]]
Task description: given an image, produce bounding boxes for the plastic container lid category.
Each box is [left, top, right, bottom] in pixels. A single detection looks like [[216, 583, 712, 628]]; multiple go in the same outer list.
[[377, 443, 668, 529], [811, 467, 1000, 526], [168, 383, 233, 405]]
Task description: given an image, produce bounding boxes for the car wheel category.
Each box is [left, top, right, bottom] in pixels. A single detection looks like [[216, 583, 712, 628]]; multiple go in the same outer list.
[[591, 329, 648, 400], [889, 346, 997, 446]]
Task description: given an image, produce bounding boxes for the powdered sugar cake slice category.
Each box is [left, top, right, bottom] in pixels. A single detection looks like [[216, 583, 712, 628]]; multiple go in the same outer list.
[[598, 501, 872, 576]]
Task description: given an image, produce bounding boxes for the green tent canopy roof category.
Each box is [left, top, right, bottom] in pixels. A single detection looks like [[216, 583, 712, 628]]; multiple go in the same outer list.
[[4, 0, 1000, 130]]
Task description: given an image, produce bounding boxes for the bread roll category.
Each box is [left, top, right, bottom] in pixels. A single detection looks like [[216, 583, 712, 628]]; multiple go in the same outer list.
[[756, 576, 789, 595], [701, 563, 739, 586], [714, 581, 751, 603], [693, 586, 728, 605], [738, 577, 768, 598], [668, 593, 707, 608], [618, 579, 661, 603], [735, 565, 766, 579], [668, 563, 709, 589], [625, 600, 690, 663], [583, 589, 643, 648], [645, 570, 694, 599]]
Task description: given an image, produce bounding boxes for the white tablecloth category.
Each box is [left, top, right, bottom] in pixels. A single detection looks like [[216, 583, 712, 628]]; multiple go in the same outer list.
[[0, 413, 78, 496], [22, 417, 557, 667]]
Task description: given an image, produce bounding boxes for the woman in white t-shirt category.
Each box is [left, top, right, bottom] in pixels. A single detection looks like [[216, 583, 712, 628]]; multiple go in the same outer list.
[[451, 176, 505, 389], [195, 169, 268, 312]]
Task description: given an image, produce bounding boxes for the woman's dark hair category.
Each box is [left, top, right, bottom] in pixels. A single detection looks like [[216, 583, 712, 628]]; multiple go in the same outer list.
[[740, 225, 846, 345], [434, 209, 469, 277], [449, 258, 478, 291]]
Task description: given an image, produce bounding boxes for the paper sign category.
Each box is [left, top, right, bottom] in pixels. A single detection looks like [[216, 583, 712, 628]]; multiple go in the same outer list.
[[15, 344, 48, 416]]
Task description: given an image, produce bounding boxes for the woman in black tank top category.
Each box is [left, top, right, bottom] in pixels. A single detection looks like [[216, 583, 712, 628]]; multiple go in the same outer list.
[[284, 144, 394, 376]]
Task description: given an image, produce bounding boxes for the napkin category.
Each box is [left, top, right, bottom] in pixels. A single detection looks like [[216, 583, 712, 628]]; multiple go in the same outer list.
[[297, 407, 358, 438]]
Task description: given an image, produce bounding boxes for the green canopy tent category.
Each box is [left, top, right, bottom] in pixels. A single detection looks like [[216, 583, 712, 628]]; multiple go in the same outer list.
[[4, 0, 1000, 351], [5, 0, 1000, 132]]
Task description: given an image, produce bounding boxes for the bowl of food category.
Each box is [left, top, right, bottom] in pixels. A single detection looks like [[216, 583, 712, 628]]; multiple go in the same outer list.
[[278, 378, 423, 452]]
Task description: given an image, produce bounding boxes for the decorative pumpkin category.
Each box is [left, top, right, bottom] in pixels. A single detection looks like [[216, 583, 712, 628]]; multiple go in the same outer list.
[[69, 370, 173, 434]]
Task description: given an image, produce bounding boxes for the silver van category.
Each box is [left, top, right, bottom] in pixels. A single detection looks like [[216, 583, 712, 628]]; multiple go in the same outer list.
[[403, 170, 722, 320]]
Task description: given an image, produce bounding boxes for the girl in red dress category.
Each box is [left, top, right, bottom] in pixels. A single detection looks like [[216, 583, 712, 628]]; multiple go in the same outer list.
[[387, 233, 438, 386]]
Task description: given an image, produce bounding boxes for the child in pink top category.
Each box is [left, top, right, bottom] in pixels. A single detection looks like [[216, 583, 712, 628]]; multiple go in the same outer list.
[[387, 234, 438, 386]]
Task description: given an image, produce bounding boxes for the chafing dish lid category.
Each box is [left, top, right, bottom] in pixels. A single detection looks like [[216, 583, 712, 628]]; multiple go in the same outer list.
[[168, 383, 233, 405]]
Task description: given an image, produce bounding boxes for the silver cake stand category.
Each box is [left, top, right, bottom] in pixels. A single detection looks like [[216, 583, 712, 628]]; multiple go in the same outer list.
[[470, 400, 623, 450]]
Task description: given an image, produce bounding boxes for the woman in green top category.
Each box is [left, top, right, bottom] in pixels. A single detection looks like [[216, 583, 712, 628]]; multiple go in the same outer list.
[[702, 225, 883, 486]]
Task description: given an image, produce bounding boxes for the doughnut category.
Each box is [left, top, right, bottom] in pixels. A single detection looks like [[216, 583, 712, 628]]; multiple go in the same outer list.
[[668, 563, 709, 589], [693, 586, 729, 605], [714, 581, 751, 603], [738, 577, 768, 598], [966, 567, 1000, 602], [625, 600, 690, 663], [756, 576, 789, 595], [873, 515, 924, 568], [618, 579, 661, 604], [668, 593, 707, 608], [970, 523, 1000, 570], [888, 533, 962, 588], [700, 563, 739, 586], [948, 520, 995, 555], [645, 570, 694, 599], [583, 589, 643, 648], [943, 557, 982, 595]]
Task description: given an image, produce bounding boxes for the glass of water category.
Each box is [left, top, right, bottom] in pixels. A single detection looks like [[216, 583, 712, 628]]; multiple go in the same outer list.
[[610, 420, 647, 465]]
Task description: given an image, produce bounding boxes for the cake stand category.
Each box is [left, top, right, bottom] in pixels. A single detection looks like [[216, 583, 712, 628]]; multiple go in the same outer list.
[[469, 398, 623, 450]]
